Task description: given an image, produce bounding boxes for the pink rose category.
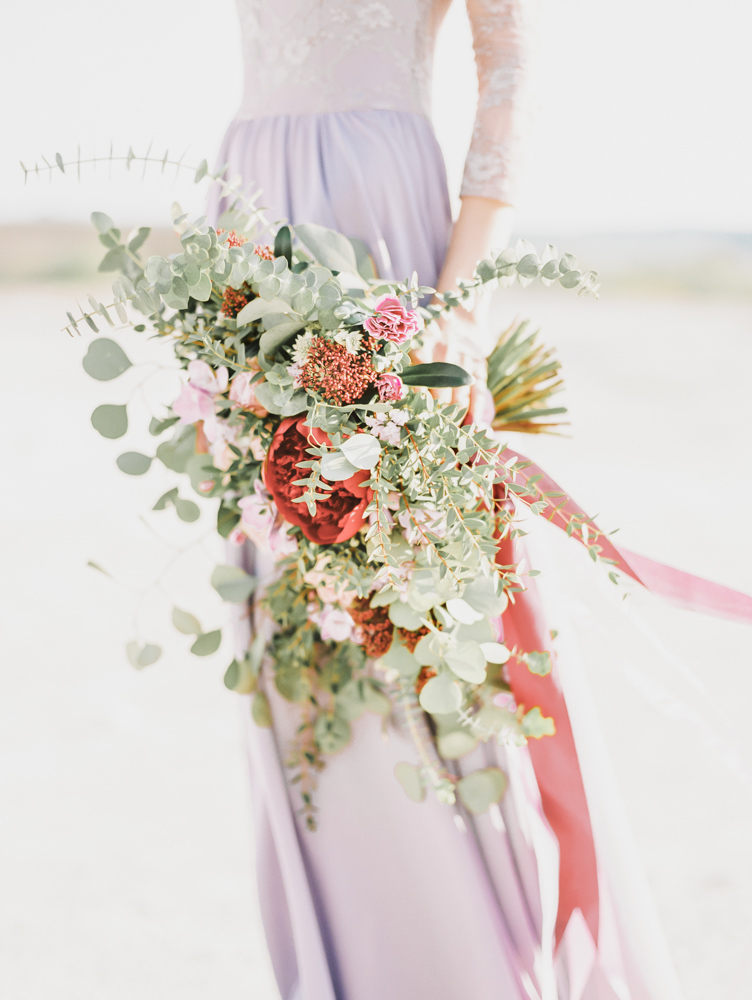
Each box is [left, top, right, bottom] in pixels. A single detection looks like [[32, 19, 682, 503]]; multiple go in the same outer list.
[[230, 371, 268, 416], [318, 605, 357, 642], [364, 296, 424, 345], [376, 373, 407, 402], [238, 479, 276, 532]]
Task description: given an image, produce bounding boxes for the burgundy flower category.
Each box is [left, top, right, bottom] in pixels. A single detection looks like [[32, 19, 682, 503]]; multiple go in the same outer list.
[[264, 416, 372, 545]]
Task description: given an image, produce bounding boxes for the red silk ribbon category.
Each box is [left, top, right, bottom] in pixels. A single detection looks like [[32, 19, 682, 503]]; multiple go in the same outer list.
[[495, 448, 752, 949]]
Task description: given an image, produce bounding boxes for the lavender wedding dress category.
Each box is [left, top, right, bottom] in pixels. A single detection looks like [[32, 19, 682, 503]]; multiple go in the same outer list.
[[210, 3, 686, 999]]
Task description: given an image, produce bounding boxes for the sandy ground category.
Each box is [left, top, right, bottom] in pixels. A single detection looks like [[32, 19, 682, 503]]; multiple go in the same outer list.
[[1, 281, 751, 999]]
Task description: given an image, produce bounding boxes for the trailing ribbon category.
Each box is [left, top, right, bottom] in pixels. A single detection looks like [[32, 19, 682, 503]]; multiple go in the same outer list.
[[495, 447, 752, 951]]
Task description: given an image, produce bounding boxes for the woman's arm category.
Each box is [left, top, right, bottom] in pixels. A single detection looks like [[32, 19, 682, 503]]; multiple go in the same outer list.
[[429, 0, 532, 410], [429, 196, 515, 410]]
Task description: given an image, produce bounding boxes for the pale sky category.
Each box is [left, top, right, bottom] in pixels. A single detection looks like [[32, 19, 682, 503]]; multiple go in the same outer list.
[[3, 0, 751, 234]]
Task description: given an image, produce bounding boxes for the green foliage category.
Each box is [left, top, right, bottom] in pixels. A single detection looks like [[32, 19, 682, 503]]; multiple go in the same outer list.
[[210, 564, 256, 603], [91, 404, 127, 439], [457, 768, 508, 814], [190, 630, 222, 656], [116, 452, 152, 475], [82, 338, 132, 381], [394, 761, 426, 803], [523, 651, 552, 676], [58, 190, 594, 821], [172, 607, 202, 635], [126, 641, 161, 668], [521, 706, 556, 738], [401, 362, 474, 388], [251, 692, 273, 727]]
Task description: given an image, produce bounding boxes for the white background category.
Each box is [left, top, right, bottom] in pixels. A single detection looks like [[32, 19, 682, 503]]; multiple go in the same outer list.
[[3, 0, 752, 231]]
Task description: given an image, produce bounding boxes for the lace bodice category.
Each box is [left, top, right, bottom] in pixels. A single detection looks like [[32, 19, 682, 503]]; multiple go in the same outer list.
[[234, 0, 532, 203]]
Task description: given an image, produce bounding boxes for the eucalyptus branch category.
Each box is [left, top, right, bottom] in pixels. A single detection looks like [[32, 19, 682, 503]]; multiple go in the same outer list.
[[21, 144, 271, 231]]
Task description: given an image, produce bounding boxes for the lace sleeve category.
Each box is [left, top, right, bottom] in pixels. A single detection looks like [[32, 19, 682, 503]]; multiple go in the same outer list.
[[460, 0, 533, 204]]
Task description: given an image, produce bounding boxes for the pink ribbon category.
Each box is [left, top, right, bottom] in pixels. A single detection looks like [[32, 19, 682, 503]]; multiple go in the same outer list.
[[495, 448, 752, 950]]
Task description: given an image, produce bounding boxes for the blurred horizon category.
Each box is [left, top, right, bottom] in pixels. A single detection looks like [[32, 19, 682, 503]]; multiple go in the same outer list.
[[4, 223, 751, 302]]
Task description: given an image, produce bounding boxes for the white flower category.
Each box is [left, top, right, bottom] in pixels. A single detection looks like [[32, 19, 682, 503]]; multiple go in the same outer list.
[[389, 409, 409, 426], [364, 412, 402, 446], [333, 330, 363, 354], [291, 332, 313, 364]]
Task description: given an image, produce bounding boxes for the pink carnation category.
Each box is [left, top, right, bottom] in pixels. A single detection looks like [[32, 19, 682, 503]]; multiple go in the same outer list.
[[364, 296, 424, 345], [376, 373, 407, 402]]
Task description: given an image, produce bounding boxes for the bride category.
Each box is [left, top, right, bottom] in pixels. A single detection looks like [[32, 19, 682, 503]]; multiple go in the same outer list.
[[209, 3, 685, 998]]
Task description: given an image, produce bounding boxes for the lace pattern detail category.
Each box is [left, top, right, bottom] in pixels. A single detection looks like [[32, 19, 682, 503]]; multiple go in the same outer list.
[[235, 0, 440, 120], [461, 0, 533, 203], [234, 0, 531, 203]]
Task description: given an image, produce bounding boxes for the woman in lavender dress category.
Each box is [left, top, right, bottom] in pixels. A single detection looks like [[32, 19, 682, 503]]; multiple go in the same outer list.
[[211, 3, 685, 999]]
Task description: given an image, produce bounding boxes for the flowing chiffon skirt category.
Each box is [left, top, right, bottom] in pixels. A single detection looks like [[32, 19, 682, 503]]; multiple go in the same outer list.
[[211, 109, 685, 1000]]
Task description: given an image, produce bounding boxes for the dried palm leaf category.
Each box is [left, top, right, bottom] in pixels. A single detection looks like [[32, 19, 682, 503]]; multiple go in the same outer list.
[[488, 319, 567, 434]]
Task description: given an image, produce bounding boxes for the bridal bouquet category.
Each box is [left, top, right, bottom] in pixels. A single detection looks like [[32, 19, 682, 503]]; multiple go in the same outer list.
[[70, 201, 600, 826]]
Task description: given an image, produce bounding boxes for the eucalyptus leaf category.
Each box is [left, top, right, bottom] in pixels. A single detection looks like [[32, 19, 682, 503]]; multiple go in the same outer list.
[[444, 641, 487, 684], [388, 602, 424, 630], [190, 630, 222, 657], [444, 597, 484, 625], [253, 381, 308, 417], [339, 433, 381, 470], [82, 338, 132, 381], [153, 487, 178, 511], [217, 502, 240, 539], [172, 607, 201, 635], [273, 224, 293, 268], [91, 211, 115, 233], [116, 452, 152, 476], [259, 320, 305, 355], [413, 633, 441, 668], [175, 498, 200, 522], [91, 403, 128, 439], [126, 641, 161, 669], [210, 564, 256, 603], [149, 415, 179, 436], [480, 642, 511, 664], [419, 673, 462, 715], [156, 426, 196, 473], [295, 222, 359, 274], [457, 768, 508, 814], [521, 706, 556, 738], [320, 451, 359, 482], [524, 651, 552, 676], [189, 271, 212, 301], [224, 656, 258, 694], [462, 576, 508, 617], [314, 713, 352, 755], [394, 761, 426, 803], [377, 636, 419, 679], [236, 296, 289, 326], [251, 692, 273, 727]]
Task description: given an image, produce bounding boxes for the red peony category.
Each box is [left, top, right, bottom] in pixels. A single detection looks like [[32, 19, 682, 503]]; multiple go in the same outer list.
[[264, 416, 373, 545]]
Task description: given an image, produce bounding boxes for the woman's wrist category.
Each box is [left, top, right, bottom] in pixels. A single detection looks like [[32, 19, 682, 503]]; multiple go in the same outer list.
[[434, 196, 515, 297]]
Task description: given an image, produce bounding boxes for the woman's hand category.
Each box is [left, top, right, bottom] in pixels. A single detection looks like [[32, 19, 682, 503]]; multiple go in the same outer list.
[[420, 307, 492, 416], [426, 196, 514, 417]]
